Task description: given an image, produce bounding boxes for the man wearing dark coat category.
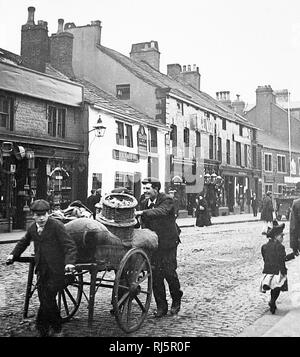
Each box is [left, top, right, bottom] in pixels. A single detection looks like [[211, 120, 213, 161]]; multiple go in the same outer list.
[[290, 197, 300, 255], [251, 193, 258, 217], [135, 178, 183, 318], [6, 199, 77, 337]]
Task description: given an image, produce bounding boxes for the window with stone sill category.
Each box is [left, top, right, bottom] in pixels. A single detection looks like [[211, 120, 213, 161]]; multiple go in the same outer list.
[[0, 95, 13, 130], [47, 105, 66, 138], [116, 121, 133, 148]]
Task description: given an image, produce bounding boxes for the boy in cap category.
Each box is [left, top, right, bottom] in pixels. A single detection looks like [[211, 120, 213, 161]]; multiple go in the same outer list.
[[6, 199, 77, 337], [260, 221, 294, 314]]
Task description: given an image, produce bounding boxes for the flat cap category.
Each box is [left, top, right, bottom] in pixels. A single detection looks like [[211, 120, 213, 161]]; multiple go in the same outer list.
[[30, 199, 50, 213]]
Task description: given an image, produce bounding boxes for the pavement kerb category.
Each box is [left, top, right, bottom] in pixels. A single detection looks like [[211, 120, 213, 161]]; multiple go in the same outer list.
[[178, 218, 260, 228]]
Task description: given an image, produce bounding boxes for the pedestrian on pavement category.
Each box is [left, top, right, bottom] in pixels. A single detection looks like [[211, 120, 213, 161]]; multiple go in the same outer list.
[[289, 197, 300, 256], [195, 191, 211, 227], [260, 222, 294, 314], [260, 191, 274, 234], [86, 189, 101, 219], [135, 177, 183, 318], [251, 193, 258, 217], [6, 199, 77, 337]]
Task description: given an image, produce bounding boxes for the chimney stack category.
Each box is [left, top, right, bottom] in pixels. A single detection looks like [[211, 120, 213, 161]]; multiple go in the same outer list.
[[49, 18, 75, 78], [21, 6, 49, 72], [27, 6, 35, 25], [167, 64, 182, 79], [57, 18, 64, 33], [180, 64, 201, 91], [130, 41, 160, 71]]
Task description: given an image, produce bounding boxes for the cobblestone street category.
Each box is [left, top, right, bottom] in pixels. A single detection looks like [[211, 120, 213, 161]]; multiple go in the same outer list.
[[0, 220, 293, 337]]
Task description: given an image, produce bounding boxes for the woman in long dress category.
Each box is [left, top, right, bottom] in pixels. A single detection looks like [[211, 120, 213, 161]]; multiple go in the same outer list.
[[195, 192, 211, 227]]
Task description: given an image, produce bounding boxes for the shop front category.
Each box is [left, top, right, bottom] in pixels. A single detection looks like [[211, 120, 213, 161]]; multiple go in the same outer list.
[[0, 140, 86, 232], [221, 166, 253, 214]]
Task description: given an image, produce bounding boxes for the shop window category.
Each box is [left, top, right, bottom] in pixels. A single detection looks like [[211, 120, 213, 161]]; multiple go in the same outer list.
[[0, 95, 13, 130], [277, 155, 286, 173], [148, 127, 158, 153], [277, 184, 286, 194], [47, 161, 73, 207], [264, 153, 272, 172], [48, 106, 66, 138], [92, 173, 102, 190], [114, 171, 133, 191], [147, 156, 159, 178], [116, 84, 130, 100]]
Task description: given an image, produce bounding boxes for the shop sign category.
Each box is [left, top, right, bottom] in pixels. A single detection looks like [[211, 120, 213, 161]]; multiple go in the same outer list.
[[112, 149, 139, 163], [137, 125, 147, 157], [199, 113, 214, 134]]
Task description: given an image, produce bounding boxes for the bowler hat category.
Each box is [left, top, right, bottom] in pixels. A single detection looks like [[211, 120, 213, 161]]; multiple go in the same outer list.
[[266, 223, 285, 238], [30, 199, 50, 213]]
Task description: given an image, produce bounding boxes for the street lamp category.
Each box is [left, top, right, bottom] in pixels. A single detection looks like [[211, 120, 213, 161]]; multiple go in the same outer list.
[[89, 116, 106, 137], [204, 173, 211, 185], [210, 173, 217, 185]]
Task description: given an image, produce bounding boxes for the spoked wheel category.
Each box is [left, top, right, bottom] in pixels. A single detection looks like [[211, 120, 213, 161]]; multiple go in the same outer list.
[[112, 248, 152, 333], [57, 272, 83, 322]]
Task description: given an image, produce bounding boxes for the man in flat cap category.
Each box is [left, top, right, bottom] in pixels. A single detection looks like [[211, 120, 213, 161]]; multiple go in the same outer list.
[[6, 199, 77, 337], [135, 178, 183, 318]]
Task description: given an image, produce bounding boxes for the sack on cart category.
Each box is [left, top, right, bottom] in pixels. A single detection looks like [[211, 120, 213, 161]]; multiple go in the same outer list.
[[132, 228, 158, 250]]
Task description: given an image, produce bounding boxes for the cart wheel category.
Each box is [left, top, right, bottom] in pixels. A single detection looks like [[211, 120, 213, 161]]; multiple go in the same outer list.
[[57, 272, 83, 322], [112, 248, 152, 333]]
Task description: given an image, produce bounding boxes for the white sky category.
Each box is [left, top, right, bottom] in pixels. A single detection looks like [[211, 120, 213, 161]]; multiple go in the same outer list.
[[1, 0, 300, 107]]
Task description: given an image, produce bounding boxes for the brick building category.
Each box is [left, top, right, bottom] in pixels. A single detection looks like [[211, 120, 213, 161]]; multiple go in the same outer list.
[[245, 85, 300, 202], [0, 50, 86, 232]]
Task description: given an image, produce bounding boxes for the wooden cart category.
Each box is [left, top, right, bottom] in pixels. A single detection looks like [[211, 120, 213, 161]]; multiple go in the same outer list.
[[14, 245, 153, 333]]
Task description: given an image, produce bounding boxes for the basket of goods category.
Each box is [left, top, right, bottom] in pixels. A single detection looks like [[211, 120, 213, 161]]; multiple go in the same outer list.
[[99, 193, 137, 224], [97, 193, 138, 245]]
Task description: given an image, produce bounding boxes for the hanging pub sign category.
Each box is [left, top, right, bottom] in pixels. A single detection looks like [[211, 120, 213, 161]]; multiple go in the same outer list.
[[137, 125, 148, 158]]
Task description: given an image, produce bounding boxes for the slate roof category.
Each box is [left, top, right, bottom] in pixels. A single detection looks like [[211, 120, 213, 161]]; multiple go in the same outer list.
[[257, 130, 300, 153], [76, 78, 166, 128], [98, 44, 257, 128]]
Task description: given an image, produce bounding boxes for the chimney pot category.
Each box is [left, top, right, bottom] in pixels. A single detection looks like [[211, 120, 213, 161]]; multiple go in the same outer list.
[[193, 64, 196, 71], [57, 18, 64, 33], [27, 6, 35, 25], [183, 65, 186, 72], [188, 65, 191, 71]]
